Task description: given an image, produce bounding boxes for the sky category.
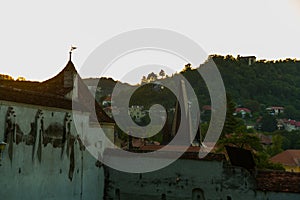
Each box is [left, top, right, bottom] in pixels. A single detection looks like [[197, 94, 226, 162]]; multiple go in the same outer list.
[[0, 0, 300, 83]]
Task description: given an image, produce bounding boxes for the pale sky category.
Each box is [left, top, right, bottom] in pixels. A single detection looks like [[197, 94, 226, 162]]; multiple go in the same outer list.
[[0, 0, 300, 83]]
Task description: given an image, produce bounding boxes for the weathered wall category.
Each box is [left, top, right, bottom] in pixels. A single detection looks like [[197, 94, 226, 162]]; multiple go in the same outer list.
[[104, 156, 300, 200], [0, 101, 110, 200]]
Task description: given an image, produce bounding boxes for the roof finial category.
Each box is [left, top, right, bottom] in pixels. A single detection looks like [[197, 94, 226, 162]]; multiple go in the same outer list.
[[69, 46, 77, 61]]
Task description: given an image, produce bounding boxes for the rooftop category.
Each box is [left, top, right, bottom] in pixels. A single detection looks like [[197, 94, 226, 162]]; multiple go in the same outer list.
[[256, 170, 300, 193], [0, 57, 113, 123], [270, 150, 300, 167]]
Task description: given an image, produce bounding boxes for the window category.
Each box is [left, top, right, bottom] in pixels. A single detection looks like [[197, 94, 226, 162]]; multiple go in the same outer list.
[[192, 188, 205, 200], [115, 189, 120, 200]]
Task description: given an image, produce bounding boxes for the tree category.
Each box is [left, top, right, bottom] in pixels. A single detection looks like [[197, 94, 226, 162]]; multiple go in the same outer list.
[[221, 94, 238, 137], [182, 63, 192, 72], [261, 115, 277, 132], [0, 74, 14, 80], [284, 105, 300, 120], [244, 100, 261, 113], [218, 132, 263, 151], [147, 72, 157, 82], [218, 132, 284, 170], [141, 76, 147, 84], [266, 134, 283, 157], [16, 76, 26, 81], [159, 69, 165, 79], [254, 151, 284, 170]]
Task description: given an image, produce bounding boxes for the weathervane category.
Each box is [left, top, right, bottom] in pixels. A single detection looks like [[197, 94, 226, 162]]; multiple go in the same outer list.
[[69, 45, 77, 61]]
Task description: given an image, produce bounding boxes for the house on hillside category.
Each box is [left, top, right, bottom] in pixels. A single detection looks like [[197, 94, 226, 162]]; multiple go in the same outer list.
[[102, 95, 112, 107], [234, 107, 252, 118], [128, 105, 146, 123], [266, 106, 284, 115], [270, 150, 300, 172], [283, 119, 300, 132], [201, 105, 211, 113], [258, 134, 272, 146]]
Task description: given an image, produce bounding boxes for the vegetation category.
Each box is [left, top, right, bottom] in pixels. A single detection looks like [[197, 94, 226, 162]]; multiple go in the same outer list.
[[95, 55, 300, 170], [0, 74, 14, 80], [210, 55, 300, 120]]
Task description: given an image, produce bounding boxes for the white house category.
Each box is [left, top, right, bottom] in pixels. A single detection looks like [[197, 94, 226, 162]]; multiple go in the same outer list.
[[266, 106, 284, 115], [129, 105, 146, 122]]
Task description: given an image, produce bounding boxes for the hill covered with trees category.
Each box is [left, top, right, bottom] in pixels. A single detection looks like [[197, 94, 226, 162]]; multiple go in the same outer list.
[[95, 55, 300, 120], [210, 55, 300, 120]]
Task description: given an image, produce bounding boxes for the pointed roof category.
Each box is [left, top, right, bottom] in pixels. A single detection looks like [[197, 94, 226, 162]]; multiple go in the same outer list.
[[40, 60, 76, 97], [0, 58, 114, 124], [40, 60, 114, 123], [0, 83, 75, 110]]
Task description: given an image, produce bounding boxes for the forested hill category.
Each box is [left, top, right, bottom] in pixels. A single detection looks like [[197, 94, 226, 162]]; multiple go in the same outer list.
[[207, 55, 300, 118], [90, 55, 300, 120], [164, 55, 300, 120]]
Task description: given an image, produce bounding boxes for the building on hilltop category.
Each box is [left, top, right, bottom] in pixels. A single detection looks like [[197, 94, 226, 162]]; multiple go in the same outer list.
[[237, 55, 257, 66], [266, 106, 284, 115]]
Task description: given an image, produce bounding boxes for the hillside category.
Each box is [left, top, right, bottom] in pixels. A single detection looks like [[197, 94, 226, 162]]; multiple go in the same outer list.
[[211, 55, 300, 119], [87, 55, 300, 120]]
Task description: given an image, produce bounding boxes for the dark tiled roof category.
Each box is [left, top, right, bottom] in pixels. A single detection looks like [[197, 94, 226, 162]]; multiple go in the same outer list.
[[40, 60, 76, 97], [139, 145, 201, 152], [104, 147, 226, 162], [0, 84, 75, 110], [256, 170, 300, 193], [0, 79, 40, 90], [0, 60, 114, 123], [39, 60, 113, 123]]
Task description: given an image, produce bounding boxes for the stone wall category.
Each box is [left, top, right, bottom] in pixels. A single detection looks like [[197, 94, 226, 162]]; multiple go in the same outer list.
[[104, 154, 300, 200]]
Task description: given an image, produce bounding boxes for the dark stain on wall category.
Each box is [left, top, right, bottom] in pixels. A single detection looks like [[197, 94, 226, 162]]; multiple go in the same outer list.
[[2, 107, 85, 182]]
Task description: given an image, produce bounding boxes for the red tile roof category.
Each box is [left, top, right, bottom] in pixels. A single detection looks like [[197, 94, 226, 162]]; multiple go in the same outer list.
[[103, 96, 112, 102], [270, 150, 300, 167], [256, 170, 300, 193], [235, 107, 251, 113], [132, 138, 145, 148], [202, 105, 211, 111], [259, 134, 272, 145], [282, 118, 289, 123], [256, 116, 263, 123], [271, 106, 284, 110]]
